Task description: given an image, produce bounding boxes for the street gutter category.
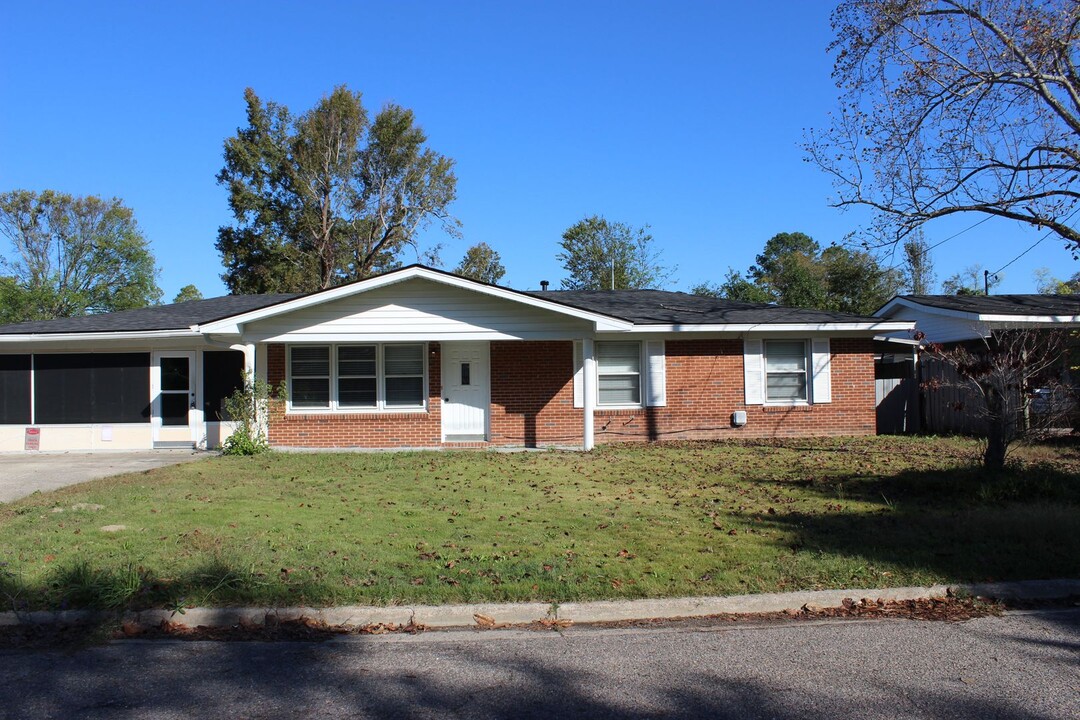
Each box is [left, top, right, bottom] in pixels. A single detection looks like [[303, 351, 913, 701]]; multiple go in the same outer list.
[[2, 579, 1077, 631]]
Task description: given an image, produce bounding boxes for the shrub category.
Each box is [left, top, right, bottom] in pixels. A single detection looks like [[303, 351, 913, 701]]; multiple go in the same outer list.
[[219, 372, 286, 456]]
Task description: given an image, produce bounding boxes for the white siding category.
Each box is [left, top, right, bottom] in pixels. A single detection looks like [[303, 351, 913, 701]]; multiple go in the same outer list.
[[245, 279, 593, 342], [886, 307, 989, 344]]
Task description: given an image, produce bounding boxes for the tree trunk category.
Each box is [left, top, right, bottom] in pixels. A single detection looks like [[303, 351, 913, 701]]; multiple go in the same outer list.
[[983, 385, 1007, 470]]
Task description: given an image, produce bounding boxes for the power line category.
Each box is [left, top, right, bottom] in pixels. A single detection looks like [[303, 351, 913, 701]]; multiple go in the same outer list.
[[989, 207, 1080, 277]]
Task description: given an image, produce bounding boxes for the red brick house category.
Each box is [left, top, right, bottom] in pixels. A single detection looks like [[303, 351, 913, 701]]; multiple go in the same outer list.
[[0, 266, 912, 451]]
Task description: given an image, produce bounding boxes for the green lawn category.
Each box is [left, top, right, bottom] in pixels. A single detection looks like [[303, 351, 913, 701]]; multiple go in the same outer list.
[[1, 436, 1079, 611]]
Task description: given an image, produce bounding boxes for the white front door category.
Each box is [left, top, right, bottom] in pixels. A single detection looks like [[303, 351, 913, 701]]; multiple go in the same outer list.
[[442, 342, 489, 441], [152, 351, 196, 447]]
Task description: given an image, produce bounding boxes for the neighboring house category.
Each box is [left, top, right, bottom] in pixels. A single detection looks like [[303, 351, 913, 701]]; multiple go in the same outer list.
[[875, 294, 1080, 344], [873, 294, 1080, 434], [0, 265, 911, 452]]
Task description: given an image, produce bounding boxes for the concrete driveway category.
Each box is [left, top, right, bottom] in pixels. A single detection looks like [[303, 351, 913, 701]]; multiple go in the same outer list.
[[0, 451, 210, 503]]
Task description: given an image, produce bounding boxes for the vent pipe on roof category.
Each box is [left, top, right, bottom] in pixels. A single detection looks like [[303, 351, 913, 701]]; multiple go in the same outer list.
[[540, 280, 549, 291]]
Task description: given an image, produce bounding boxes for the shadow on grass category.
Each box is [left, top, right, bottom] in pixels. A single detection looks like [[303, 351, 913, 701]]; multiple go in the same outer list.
[[745, 463, 1080, 583], [0, 557, 271, 614]]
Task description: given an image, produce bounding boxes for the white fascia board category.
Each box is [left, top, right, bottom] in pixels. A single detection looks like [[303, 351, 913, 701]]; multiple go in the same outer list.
[[873, 334, 921, 345], [0, 329, 200, 344], [975, 313, 1080, 324], [621, 321, 915, 334], [195, 267, 633, 334]]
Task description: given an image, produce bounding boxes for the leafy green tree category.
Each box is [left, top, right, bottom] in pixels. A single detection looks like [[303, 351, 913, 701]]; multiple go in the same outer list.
[[172, 284, 203, 303], [217, 86, 460, 294], [821, 245, 903, 315], [691, 269, 772, 303], [454, 242, 505, 284], [713, 232, 900, 313], [558, 216, 674, 290], [0, 190, 160, 322], [748, 232, 827, 308], [1034, 267, 1080, 294]]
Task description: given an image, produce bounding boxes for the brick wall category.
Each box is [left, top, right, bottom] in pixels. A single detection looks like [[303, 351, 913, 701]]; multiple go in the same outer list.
[[264, 338, 876, 449], [489, 341, 582, 445], [265, 343, 443, 448], [589, 338, 876, 443], [488, 338, 875, 445]]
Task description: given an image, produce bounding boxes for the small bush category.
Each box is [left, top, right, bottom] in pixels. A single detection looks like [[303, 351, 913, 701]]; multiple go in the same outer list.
[[219, 372, 285, 456], [221, 426, 270, 456]]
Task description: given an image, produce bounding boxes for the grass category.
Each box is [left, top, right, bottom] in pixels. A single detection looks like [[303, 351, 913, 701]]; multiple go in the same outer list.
[[1, 436, 1078, 611]]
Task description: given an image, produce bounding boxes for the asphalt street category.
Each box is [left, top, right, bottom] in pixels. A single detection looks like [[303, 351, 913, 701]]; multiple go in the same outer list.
[[1, 609, 1077, 719]]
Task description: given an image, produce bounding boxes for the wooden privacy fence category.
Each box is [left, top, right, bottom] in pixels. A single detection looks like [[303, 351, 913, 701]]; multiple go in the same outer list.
[[877, 356, 1076, 436], [875, 358, 920, 434]]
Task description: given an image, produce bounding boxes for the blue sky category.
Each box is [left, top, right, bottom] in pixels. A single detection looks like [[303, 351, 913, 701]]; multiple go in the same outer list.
[[2, 0, 1077, 301]]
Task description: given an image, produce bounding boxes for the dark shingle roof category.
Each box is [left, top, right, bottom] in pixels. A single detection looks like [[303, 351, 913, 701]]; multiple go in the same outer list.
[[523, 289, 886, 324], [0, 278, 894, 337], [0, 294, 299, 335], [893, 294, 1080, 316]]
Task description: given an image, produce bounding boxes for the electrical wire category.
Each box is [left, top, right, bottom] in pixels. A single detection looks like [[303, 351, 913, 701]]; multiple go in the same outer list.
[[989, 206, 1080, 277]]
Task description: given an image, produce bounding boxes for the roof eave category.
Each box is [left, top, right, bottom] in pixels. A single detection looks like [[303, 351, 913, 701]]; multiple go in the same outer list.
[[0, 329, 201, 343], [620, 321, 914, 333]]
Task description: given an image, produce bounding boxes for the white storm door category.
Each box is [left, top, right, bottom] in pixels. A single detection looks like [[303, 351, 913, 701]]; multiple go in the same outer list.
[[152, 351, 196, 446], [441, 342, 489, 440]]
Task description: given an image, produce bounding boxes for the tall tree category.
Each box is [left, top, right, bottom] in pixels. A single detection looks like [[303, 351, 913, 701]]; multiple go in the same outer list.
[[942, 264, 1000, 295], [557, 216, 674, 290], [217, 86, 460, 294], [748, 232, 828, 309], [172, 284, 203, 303], [901, 233, 936, 294], [806, 1, 1080, 252], [454, 242, 506, 284], [691, 269, 772, 303], [0, 190, 160, 322], [1034, 267, 1080, 293], [716, 232, 901, 313], [821, 244, 903, 315]]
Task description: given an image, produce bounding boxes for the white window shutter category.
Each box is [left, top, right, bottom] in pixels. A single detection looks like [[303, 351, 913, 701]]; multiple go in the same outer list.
[[645, 340, 666, 407], [743, 339, 764, 405], [573, 340, 583, 408], [811, 338, 832, 403]]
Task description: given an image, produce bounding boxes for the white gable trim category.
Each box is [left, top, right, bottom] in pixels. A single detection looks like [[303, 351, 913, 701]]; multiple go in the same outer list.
[[876, 296, 1080, 325], [196, 267, 633, 335]]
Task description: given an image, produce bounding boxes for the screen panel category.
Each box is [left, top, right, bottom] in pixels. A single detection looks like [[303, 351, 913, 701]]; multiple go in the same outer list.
[[34, 353, 151, 424], [203, 351, 245, 420], [0, 354, 31, 424]]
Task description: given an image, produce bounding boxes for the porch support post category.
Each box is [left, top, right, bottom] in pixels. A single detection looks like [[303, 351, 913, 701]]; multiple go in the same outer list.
[[243, 342, 256, 378], [582, 337, 595, 450]]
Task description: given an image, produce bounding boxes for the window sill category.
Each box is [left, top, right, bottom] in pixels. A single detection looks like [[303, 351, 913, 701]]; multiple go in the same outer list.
[[285, 406, 428, 416], [595, 405, 645, 413], [761, 403, 813, 412]]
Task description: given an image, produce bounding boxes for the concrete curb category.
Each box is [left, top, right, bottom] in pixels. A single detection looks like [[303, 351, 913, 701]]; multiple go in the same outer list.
[[2, 579, 1077, 630]]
